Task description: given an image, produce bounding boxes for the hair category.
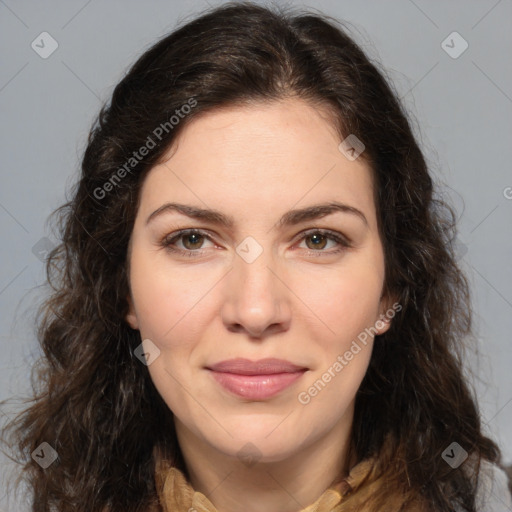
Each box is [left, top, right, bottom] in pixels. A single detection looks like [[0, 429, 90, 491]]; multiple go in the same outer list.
[[1, 2, 503, 511]]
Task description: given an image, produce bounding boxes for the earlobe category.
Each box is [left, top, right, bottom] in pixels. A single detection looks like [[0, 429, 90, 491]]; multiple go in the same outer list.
[[375, 313, 392, 335], [125, 296, 139, 330], [376, 295, 400, 335]]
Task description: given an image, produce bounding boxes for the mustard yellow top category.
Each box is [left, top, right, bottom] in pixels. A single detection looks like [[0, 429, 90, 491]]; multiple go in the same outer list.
[[155, 457, 379, 512], [152, 444, 512, 511]]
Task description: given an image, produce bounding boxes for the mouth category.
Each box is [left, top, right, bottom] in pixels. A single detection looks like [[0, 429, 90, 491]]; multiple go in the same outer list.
[[205, 358, 308, 400]]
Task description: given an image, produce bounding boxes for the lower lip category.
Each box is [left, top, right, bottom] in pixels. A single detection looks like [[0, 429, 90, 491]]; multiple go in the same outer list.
[[208, 370, 306, 400]]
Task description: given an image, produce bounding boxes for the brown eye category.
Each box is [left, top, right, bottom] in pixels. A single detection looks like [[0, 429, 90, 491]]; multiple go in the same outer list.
[[304, 233, 328, 250], [181, 232, 205, 250], [161, 229, 215, 255], [297, 229, 351, 255]]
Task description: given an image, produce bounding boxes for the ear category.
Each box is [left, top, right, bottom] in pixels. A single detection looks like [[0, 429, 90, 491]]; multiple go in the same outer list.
[[125, 294, 139, 330], [375, 294, 400, 336]]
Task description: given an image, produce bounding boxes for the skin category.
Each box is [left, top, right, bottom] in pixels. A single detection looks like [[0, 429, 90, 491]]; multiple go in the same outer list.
[[126, 98, 394, 512]]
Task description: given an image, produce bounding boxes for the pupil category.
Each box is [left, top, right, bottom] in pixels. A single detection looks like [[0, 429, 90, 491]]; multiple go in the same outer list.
[[186, 234, 202, 248], [308, 234, 326, 250]]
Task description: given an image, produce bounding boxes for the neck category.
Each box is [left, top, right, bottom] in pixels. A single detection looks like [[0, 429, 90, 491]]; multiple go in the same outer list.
[[174, 412, 355, 512]]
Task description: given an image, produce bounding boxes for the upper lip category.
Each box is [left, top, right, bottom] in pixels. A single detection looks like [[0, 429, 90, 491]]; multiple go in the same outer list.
[[206, 358, 307, 375]]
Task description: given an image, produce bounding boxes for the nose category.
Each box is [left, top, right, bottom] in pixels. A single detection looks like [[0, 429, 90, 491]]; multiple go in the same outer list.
[[221, 246, 292, 339]]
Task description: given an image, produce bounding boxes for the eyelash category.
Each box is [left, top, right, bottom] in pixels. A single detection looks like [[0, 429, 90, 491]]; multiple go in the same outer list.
[[160, 228, 351, 258]]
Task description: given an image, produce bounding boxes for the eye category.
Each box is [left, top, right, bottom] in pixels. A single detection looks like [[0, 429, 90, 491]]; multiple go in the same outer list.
[[160, 228, 351, 257], [161, 229, 215, 256], [296, 229, 351, 255]]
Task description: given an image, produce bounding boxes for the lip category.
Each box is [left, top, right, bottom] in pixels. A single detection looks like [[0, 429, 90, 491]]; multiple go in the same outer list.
[[206, 358, 307, 400]]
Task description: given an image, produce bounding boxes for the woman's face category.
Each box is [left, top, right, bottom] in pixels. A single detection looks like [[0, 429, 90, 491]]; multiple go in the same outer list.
[[126, 98, 393, 463]]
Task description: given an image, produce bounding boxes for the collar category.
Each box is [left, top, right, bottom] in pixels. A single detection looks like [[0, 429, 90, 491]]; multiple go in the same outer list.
[[156, 458, 376, 512]]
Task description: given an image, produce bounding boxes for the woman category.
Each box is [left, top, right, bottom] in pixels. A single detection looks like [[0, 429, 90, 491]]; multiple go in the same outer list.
[[2, 2, 510, 511]]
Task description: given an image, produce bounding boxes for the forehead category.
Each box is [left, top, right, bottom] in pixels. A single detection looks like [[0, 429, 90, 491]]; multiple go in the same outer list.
[[138, 98, 377, 229]]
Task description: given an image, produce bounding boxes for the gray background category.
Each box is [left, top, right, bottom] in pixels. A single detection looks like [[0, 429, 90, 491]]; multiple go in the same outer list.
[[1, 0, 511, 510]]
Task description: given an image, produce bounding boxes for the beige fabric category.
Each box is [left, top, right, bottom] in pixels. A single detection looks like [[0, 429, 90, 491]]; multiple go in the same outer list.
[[152, 443, 511, 511], [154, 455, 401, 512]]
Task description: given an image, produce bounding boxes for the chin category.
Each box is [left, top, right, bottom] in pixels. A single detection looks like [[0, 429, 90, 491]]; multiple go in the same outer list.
[[220, 438, 300, 465], [202, 419, 311, 464]]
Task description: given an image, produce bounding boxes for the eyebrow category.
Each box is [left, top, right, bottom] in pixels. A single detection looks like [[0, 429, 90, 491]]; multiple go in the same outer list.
[[146, 201, 368, 229]]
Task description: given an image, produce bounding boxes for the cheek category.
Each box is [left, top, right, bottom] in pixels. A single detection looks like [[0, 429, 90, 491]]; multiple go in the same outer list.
[[129, 248, 215, 343], [292, 256, 385, 350]]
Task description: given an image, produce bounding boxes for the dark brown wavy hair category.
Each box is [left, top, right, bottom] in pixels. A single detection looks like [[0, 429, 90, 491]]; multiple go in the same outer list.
[[1, 2, 503, 511]]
